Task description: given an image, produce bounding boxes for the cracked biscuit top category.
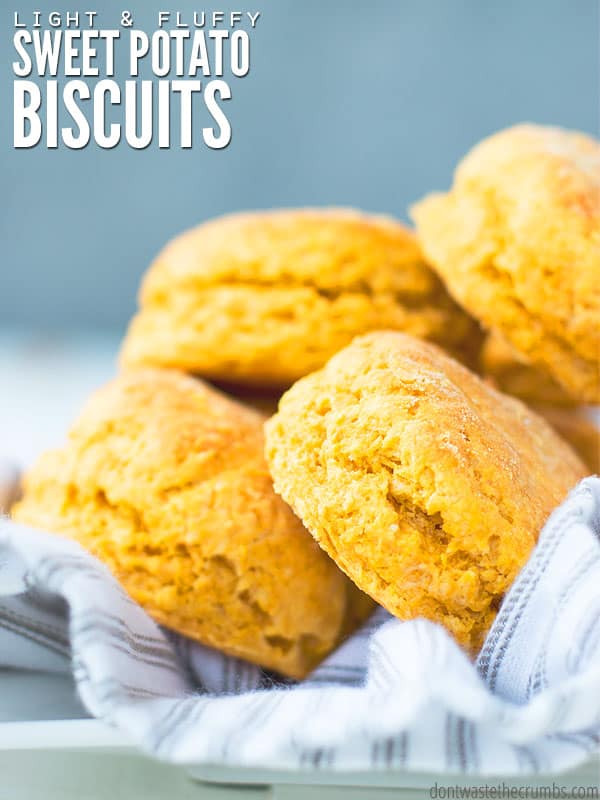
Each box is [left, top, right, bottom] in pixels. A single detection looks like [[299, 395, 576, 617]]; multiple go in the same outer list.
[[265, 332, 586, 653], [120, 209, 481, 386], [412, 124, 600, 403], [12, 369, 372, 678]]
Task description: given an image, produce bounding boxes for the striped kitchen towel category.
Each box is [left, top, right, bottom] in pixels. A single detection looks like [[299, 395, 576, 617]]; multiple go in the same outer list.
[[0, 470, 599, 776]]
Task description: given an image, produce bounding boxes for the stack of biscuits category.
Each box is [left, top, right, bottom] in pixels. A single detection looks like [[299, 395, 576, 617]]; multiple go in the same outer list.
[[13, 124, 599, 676]]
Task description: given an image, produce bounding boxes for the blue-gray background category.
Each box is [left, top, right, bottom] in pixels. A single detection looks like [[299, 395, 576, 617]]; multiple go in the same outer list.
[[1, 0, 598, 334]]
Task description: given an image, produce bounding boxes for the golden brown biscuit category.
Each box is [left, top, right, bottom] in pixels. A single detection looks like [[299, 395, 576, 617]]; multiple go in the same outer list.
[[13, 369, 372, 678], [480, 331, 576, 407], [533, 406, 599, 474], [412, 124, 600, 403], [265, 332, 586, 653], [120, 209, 481, 386]]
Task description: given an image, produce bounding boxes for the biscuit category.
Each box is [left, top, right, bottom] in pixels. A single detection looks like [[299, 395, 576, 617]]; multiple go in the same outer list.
[[120, 209, 481, 386], [265, 332, 586, 652], [480, 331, 576, 407], [412, 124, 600, 403], [13, 369, 372, 678], [533, 406, 599, 475]]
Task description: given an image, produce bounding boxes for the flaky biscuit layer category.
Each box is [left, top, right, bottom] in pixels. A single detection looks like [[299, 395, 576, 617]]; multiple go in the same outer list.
[[266, 332, 586, 652], [13, 369, 372, 678], [121, 209, 481, 386], [413, 125, 600, 403]]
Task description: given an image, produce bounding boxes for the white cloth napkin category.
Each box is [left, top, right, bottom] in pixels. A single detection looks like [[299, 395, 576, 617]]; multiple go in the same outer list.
[[0, 466, 599, 776]]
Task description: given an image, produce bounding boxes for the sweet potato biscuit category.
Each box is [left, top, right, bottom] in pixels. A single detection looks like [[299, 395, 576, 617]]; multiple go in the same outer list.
[[13, 369, 372, 678], [412, 124, 600, 403], [265, 332, 586, 652], [480, 331, 576, 407], [120, 209, 481, 386]]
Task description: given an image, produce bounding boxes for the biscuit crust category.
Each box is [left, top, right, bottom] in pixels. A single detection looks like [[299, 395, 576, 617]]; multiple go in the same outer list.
[[412, 125, 600, 403], [120, 209, 481, 386], [13, 369, 371, 678], [265, 332, 586, 652]]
